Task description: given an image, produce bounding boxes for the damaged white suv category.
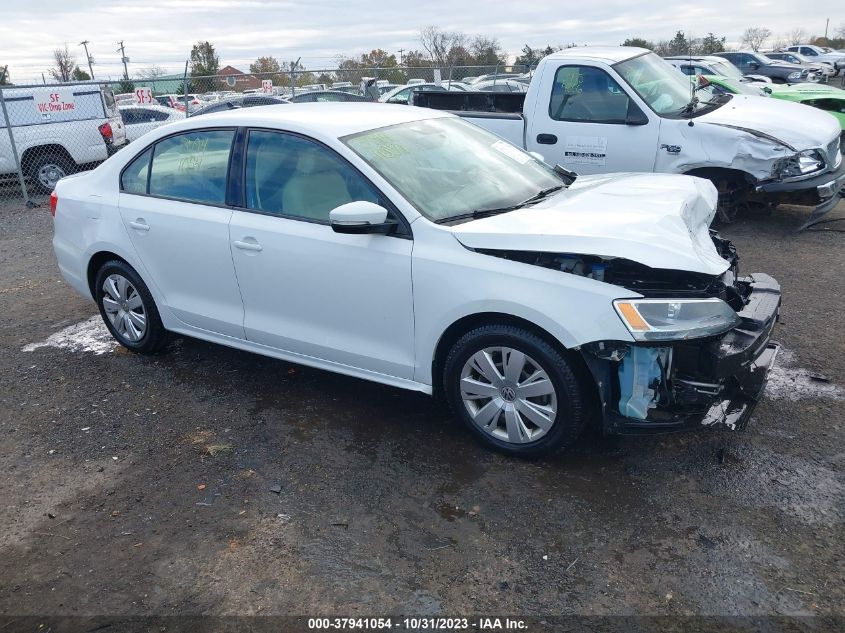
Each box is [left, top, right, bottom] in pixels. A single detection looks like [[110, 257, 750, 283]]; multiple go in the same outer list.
[[51, 104, 780, 456]]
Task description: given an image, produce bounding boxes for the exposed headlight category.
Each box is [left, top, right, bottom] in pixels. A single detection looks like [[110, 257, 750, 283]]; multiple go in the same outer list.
[[788, 71, 802, 80], [613, 298, 741, 341], [776, 150, 825, 179]]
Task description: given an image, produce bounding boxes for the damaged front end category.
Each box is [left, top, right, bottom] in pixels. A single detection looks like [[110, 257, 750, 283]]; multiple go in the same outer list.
[[577, 233, 781, 433]]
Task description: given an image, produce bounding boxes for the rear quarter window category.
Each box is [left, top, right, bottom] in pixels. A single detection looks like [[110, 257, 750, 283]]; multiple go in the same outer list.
[[121, 147, 152, 194]]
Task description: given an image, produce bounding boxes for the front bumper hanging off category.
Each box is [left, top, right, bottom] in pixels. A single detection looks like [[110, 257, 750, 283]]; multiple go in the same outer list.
[[582, 273, 782, 435], [757, 160, 845, 231]]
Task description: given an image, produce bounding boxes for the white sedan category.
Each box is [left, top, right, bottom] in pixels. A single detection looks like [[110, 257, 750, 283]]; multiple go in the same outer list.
[[119, 104, 184, 142], [51, 103, 780, 456]]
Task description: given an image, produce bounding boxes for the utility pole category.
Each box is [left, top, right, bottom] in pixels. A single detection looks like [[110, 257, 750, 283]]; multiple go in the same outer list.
[[116, 40, 129, 79], [398, 49, 405, 65], [824, 18, 829, 40], [79, 40, 95, 79]]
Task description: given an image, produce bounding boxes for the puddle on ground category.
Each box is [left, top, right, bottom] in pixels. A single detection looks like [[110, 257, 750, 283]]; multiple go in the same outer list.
[[22, 315, 116, 355], [766, 347, 843, 401]]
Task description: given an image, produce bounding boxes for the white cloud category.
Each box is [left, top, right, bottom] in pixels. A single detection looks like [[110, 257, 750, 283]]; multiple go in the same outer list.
[[1, 0, 841, 83]]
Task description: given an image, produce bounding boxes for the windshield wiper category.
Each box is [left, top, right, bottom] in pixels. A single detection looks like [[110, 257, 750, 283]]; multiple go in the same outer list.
[[437, 186, 564, 224]]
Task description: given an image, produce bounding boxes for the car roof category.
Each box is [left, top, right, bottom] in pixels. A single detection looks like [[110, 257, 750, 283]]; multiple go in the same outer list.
[[118, 104, 176, 113], [176, 102, 451, 138], [545, 46, 647, 64]]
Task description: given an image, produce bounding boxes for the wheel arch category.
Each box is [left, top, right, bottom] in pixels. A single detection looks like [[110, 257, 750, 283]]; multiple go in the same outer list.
[[20, 144, 75, 172], [87, 250, 129, 299], [431, 312, 595, 402]]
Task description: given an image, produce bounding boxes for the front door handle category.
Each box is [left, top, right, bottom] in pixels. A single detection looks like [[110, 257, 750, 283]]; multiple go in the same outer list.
[[128, 219, 149, 232], [536, 133, 558, 145], [233, 239, 263, 252]]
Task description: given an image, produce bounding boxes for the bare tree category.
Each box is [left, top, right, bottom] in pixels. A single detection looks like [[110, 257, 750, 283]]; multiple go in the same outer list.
[[48, 44, 76, 82], [741, 27, 772, 51], [789, 28, 807, 45], [836, 23, 845, 39], [419, 26, 467, 66], [137, 65, 167, 80]]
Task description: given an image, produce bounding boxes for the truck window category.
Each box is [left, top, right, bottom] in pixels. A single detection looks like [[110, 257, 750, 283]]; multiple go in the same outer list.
[[549, 66, 630, 124]]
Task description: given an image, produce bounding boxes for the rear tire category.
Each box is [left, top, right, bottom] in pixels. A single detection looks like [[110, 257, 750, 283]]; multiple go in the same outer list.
[[28, 152, 71, 194], [94, 260, 169, 355], [442, 325, 588, 457]]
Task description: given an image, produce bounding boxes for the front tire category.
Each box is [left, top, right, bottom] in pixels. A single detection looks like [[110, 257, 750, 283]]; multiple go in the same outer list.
[[94, 260, 168, 354], [443, 325, 588, 457]]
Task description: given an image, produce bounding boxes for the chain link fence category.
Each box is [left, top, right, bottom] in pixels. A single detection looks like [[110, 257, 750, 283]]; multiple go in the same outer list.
[[0, 64, 532, 209]]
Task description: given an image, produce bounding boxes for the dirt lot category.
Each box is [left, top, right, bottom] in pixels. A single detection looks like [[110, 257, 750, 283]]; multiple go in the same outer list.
[[0, 193, 843, 630]]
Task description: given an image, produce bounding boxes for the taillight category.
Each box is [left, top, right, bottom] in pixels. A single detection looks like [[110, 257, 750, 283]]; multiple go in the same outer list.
[[98, 122, 113, 143], [50, 191, 58, 217]]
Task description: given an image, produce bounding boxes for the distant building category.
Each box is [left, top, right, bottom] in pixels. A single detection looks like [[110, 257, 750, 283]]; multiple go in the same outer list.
[[218, 66, 262, 91]]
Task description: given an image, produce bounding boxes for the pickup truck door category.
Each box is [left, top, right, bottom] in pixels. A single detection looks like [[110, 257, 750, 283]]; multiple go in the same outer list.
[[525, 63, 660, 175]]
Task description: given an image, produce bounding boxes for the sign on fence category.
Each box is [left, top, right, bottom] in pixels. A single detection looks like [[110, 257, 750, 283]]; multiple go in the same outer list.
[[262, 80, 273, 94], [135, 87, 154, 104], [33, 88, 76, 119]]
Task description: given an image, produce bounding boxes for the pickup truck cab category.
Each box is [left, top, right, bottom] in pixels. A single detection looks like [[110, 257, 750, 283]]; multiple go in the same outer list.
[[416, 47, 845, 227]]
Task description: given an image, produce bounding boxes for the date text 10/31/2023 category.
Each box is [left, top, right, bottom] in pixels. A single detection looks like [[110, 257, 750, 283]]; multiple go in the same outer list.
[[307, 617, 529, 630]]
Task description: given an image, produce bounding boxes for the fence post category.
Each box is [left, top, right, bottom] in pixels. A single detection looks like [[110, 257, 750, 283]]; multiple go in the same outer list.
[[290, 67, 296, 98], [0, 86, 33, 207], [182, 60, 190, 118]]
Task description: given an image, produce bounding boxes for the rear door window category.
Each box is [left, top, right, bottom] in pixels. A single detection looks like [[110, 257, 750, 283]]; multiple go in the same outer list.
[[148, 129, 235, 205]]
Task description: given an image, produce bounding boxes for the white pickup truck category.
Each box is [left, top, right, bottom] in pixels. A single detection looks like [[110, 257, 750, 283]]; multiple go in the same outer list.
[[0, 83, 127, 193], [414, 47, 845, 228]]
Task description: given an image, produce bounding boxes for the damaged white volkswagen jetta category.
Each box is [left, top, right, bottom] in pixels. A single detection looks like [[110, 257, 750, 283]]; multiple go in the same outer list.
[[51, 103, 781, 456]]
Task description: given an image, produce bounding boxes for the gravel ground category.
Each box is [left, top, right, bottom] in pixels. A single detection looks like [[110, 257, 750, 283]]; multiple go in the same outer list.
[[0, 193, 843, 630]]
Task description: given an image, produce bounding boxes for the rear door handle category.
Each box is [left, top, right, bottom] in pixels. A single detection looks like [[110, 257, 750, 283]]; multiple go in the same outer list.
[[536, 133, 558, 145], [128, 219, 149, 232], [233, 239, 263, 252]]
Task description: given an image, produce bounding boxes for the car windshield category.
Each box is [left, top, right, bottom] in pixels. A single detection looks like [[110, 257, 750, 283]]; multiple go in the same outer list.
[[343, 117, 562, 223], [711, 60, 744, 79], [614, 52, 701, 116]]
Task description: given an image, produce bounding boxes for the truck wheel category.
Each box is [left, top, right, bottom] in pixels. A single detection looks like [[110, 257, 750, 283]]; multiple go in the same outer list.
[[443, 325, 588, 457], [29, 153, 71, 194], [94, 260, 169, 355]]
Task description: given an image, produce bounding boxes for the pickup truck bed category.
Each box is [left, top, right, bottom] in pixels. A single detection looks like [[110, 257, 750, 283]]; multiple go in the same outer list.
[[413, 91, 526, 146]]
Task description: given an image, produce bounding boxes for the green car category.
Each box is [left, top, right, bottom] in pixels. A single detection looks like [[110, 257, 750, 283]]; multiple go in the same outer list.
[[701, 76, 845, 138]]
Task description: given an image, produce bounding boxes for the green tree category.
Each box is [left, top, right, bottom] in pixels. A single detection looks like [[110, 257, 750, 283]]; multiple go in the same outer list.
[[697, 33, 726, 54], [190, 41, 220, 92], [622, 37, 655, 50], [71, 66, 90, 81], [249, 55, 284, 85], [515, 45, 540, 67]]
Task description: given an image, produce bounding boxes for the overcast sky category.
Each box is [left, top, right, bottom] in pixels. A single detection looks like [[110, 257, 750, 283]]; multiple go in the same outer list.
[[1, 0, 842, 83]]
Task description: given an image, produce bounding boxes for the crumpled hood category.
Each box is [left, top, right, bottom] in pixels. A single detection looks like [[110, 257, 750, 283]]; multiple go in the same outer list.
[[452, 173, 730, 276], [698, 94, 840, 151]]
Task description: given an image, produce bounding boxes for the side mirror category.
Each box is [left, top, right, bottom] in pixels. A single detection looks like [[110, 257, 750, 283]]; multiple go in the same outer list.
[[748, 62, 759, 70], [625, 101, 649, 126], [329, 201, 396, 235]]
